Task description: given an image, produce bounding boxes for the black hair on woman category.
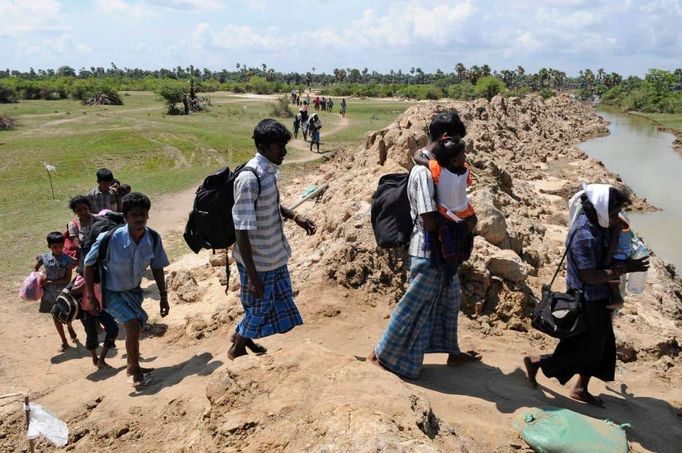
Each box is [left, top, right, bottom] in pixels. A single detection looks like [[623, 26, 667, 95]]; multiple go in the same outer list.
[[68, 195, 91, 211], [608, 187, 629, 212], [433, 136, 466, 167]]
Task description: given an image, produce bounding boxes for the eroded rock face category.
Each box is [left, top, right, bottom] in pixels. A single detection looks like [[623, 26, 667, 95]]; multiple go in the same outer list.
[[281, 94, 682, 329]]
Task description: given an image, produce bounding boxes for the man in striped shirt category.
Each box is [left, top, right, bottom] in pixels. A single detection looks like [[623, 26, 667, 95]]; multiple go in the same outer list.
[[229, 119, 317, 360]]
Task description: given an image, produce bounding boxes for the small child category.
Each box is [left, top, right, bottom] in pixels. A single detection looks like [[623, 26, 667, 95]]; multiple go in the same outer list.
[[414, 135, 477, 232], [35, 232, 77, 352], [604, 212, 635, 309]]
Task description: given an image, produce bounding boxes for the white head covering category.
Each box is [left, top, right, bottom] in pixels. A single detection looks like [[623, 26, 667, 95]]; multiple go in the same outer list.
[[583, 183, 611, 228]]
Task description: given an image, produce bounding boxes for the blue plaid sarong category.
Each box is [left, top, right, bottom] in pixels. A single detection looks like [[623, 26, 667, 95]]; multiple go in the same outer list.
[[104, 287, 147, 326], [375, 257, 461, 379], [236, 264, 303, 339]]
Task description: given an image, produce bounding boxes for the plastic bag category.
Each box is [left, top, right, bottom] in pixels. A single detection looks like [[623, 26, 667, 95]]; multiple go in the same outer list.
[[26, 402, 69, 447], [520, 407, 628, 453], [19, 272, 45, 301]]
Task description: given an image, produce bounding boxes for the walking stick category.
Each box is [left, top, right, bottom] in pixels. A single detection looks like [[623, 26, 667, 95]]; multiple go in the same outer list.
[[46, 167, 55, 200], [24, 395, 35, 453]]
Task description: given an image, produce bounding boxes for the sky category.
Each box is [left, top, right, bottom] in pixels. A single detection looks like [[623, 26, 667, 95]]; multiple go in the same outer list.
[[1, 0, 681, 77]]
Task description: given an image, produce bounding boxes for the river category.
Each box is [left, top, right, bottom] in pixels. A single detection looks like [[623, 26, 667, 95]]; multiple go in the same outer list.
[[578, 106, 682, 272]]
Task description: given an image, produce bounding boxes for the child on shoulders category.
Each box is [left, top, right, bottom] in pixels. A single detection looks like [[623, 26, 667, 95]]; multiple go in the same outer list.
[[414, 134, 477, 232]]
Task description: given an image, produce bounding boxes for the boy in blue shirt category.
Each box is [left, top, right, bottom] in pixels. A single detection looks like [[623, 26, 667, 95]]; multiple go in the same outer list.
[[84, 192, 170, 388]]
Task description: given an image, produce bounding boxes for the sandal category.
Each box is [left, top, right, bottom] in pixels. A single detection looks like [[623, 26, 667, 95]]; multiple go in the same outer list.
[[230, 332, 267, 355], [128, 372, 152, 388], [447, 350, 481, 366]]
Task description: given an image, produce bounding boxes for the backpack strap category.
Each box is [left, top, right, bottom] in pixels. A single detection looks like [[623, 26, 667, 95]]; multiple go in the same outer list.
[[240, 166, 261, 201]]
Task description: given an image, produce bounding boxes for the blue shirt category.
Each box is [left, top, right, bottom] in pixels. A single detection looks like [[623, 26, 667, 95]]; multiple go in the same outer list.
[[84, 226, 169, 292], [565, 212, 610, 301]]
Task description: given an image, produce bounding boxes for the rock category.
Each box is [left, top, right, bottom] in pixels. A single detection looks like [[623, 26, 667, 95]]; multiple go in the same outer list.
[[487, 249, 528, 283], [209, 249, 228, 267], [614, 330, 637, 363], [185, 318, 208, 340], [471, 189, 509, 246]]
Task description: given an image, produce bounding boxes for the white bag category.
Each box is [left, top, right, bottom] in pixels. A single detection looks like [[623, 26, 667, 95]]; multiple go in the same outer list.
[[26, 402, 69, 447]]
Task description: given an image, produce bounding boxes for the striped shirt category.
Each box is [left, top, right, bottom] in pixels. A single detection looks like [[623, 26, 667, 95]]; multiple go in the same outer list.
[[232, 153, 291, 272], [89, 188, 119, 214], [407, 165, 437, 259]]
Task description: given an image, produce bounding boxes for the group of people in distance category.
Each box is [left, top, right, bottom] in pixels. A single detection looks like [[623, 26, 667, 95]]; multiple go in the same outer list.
[[30, 109, 649, 403]]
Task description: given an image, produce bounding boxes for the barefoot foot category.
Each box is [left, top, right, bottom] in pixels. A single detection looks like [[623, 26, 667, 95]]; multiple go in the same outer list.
[[569, 388, 605, 407], [58, 343, 70, 353], [367, 351, 383, 370], [523, 356, 540, 389]]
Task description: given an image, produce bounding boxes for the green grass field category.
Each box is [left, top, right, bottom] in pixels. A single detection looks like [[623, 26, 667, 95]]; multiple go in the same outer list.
[[633, 112, 682, 135], [0, 92, 415, 284]]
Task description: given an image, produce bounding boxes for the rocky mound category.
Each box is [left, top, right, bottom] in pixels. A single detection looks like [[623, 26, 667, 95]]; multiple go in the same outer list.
[[279, 94, 681, 332]]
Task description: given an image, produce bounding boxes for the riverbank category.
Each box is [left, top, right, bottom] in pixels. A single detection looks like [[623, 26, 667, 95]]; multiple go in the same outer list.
[[626, 111, 682, 153], [2, 94, 680, 452]]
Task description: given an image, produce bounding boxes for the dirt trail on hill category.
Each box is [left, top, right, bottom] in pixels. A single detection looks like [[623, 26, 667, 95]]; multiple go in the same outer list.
[[2, 94, 681, 452]]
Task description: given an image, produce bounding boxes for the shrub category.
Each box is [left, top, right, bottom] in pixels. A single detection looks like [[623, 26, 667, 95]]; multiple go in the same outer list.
[[0, 84, 17, 103], [539, 88, 555, 99], [0, 114, 16, 131], [157, 83, 187, 114], [504, 86, 530, 98], [448, 82, 476, 100], [269, 96, 294, 118], [474, 76, 506, 100]]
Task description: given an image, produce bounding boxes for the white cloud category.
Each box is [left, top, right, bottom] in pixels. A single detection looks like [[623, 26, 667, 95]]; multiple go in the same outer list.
[[0, 0, 63, 36], [147, 0, 224, 11], [96, 0, 150, 18]]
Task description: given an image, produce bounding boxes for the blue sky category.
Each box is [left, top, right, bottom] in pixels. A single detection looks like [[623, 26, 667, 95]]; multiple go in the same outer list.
[[1, 0, 681, 76]]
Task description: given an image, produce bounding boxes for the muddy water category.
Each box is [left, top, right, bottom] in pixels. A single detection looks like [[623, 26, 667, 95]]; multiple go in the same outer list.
[[578, 106, 682, 271]]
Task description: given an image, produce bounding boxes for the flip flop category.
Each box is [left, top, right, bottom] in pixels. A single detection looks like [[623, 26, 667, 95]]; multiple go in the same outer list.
[[571, 391, 605, 408], [447, 351, 482, 366], [128, 372, 152, 389]]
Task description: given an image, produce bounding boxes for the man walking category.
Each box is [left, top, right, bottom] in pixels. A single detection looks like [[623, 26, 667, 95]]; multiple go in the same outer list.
[[368, 111, 478, 379], [229, 119, 316, 360], [84, 192, 170, 388]]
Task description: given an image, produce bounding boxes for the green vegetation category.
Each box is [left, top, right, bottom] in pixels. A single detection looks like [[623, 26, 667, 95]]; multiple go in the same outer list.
[[474, 76, 507, 100], [0, 92, 414, 283], [601, 69, 682, 114]]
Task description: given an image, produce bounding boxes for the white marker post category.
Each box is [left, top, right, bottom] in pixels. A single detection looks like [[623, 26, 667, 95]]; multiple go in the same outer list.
[[44, 162, 56, 200]]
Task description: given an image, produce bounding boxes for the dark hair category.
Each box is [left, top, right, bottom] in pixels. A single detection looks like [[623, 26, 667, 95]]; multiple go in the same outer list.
[[252, 119, 292, 149], [47, 231, 65, 245], [96, 168, 114, 182], [428, 110, 467, 141], [112, 178, 120, 185], [608, 187, 629, 211], [119, 184, 132, 197], [122, 192, 151, 215], [433, 136, 466, 167], [68, 195, 91, 212]]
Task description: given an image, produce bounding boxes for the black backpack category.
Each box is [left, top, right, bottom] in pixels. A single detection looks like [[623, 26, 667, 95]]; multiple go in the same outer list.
[[52, 287, 80, 324], [371, 172, 414, 248], [184, 164, 261, 253], [77, 211, 126, 275]]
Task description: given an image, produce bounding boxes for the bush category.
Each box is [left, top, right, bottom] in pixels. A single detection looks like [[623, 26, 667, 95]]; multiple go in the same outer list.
[[157, 83, 187, 114], [269, 96, 294, 118], [0, 114, 16, 131], [447, 82, 476, 100], [539, 88, 555, 99], [0, 84, 17, 103], [504, 86, 530, 98], [474, 76, 506, 100]]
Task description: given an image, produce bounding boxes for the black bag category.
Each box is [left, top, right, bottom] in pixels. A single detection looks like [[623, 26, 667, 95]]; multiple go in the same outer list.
[[77, 211, 126, 275], [51, 288, 80, 324], [371, 172, 414, 249], [531, 232, 587, 339], [183, 164, 260, 253]]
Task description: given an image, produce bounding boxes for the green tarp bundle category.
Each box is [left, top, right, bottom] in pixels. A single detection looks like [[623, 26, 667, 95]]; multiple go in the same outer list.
[[520, 407, 629, 453]]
